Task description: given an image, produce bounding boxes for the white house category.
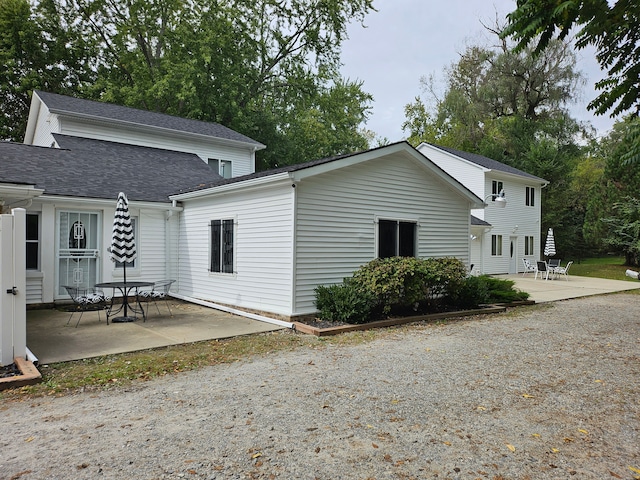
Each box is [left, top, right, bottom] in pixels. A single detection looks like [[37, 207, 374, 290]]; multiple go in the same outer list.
[[1, 91, 492, 319], [417, 143, 549, 275]]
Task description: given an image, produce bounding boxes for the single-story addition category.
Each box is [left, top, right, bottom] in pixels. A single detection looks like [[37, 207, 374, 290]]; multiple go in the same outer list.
[[170, 142, 484, 318], [416, 143, 549, 275]]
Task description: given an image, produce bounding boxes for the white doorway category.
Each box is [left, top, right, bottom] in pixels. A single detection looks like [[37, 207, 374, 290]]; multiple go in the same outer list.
[[509, 236, 518, 274], [56, 211, 101, 297]]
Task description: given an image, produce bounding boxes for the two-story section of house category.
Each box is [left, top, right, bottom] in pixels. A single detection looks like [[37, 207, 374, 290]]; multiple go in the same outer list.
[[24, 91, 265, 178], [417, 143, 548, 275]]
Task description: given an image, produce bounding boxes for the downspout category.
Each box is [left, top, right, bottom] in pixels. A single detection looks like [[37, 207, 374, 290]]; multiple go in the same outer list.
[[289, 179, 299, 315]]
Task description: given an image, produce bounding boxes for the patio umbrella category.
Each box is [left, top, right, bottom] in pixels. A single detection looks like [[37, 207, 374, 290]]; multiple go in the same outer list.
[[110, 192, 137, 318], [544, 227, 556, 258]]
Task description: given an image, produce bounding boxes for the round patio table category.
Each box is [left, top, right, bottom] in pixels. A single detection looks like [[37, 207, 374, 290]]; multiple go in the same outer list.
[[96, 281, 154, 323]]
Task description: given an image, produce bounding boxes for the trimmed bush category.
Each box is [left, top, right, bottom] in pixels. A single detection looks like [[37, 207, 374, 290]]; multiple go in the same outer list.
[[350, 256, 468, 314], [314, 280, 376, 324], [447, 275, 530, 308]]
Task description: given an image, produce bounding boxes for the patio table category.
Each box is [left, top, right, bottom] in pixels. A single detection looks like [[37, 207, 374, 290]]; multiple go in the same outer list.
[[96, 281, 154, 323]]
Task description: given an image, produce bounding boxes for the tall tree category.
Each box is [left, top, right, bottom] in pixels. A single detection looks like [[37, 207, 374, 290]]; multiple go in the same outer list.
[[503, 0, 640, 165], [64, 0, 374, 168], [402, 34, 590, 257], [0, 0, 94, 141]]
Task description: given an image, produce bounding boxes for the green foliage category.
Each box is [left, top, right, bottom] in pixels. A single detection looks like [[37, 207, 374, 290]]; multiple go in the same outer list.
[[602, 197, 640, 267], [314, 280, 376, 324], [503, 0, 640, 118], [350, 257, 468, 315], [447, 275, 529, 309]]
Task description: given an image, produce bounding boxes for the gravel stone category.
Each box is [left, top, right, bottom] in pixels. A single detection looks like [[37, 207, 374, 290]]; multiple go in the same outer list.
[[1, 294, 639, 479]]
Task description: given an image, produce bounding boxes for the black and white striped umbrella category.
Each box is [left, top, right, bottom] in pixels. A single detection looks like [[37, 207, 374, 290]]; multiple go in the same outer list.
[[544, 227, 556, 257], [110, 192, 137, 274]]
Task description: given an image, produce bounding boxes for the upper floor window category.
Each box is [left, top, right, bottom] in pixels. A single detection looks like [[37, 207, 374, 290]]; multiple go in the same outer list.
[[208, 159, 232, 179], [378, 219, 416, 258], [526, 186, 535, 206], [26, 213, 40, 270], [491, 180, 504, 202], [210, 219, 234, 273]]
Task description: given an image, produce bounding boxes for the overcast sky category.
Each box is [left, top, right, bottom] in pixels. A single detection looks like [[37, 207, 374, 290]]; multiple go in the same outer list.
[[339, 0, 616, 143]]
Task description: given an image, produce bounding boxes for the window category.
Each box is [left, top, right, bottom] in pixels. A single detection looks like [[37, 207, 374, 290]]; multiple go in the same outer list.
[[26, 213, 39, 270], [491, 180, 504, 202], [526, 186, 535, 206], [491, 234, 503, 256], [210, 219, 234, 273], [525, 236, 534, 255], [115, 217, 137, 268], [378, 219, 416, 258], [208, 159, 232, 179]]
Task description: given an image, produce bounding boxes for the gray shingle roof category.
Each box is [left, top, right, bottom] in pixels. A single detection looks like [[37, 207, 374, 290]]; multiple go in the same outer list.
[[471, 215, 491, 227], [35, 90, 264, 148], [0, 136, 223, 203], [426, 143, 547, 183]]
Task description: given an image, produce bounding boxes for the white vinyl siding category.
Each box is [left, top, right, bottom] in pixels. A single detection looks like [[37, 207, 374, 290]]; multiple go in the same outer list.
[[177, 184, 295, 316], [293, 155, 471, 315], [59, 118, 255, 176]]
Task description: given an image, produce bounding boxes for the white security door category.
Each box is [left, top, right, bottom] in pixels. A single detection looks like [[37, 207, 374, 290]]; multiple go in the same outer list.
[[57, 211, 101, 296]]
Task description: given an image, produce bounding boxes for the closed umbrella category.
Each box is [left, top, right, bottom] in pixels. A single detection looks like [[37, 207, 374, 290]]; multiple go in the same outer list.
[[110, 192, 137, 321], [544, 227, 556, 258]]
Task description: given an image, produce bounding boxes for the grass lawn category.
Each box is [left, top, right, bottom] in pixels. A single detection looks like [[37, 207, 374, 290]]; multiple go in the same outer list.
[[570, 256, 639, 282]]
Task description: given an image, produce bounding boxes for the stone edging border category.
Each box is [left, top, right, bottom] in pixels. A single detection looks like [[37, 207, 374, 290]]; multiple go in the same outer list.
[[292, 301, 535, 336], [0, 357, 42, 391]]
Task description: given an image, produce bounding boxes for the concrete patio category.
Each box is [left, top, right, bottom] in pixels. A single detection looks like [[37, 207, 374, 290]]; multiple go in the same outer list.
[[25, 275, 639, 365], [27, 299, 286, 364]]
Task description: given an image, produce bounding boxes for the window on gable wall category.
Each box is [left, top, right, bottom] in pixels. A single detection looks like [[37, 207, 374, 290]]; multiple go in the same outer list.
[[491, 180, 504, 202], [378, 219, 417, 258], [26, 213, 39, 270], [526, 186, 535, 206], [210, 219, 234, 273]]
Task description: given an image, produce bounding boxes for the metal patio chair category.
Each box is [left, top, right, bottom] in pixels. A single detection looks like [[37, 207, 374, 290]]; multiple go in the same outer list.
[[535, 261, 550, 280], [64, 286, 111, 327], [554, 261, 573, 281], [138, 280, 176, 319], [522, 258, 537, 276]]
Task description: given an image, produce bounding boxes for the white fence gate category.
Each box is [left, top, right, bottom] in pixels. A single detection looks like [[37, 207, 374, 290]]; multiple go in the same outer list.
[[0, 208, 26, 366]]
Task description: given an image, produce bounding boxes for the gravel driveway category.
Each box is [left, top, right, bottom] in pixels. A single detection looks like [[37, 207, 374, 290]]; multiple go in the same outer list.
[[2, 294, 639, 480]]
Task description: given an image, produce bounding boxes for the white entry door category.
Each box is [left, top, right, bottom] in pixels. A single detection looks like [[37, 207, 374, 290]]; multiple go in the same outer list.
[[509, 236, 518, 274], [57, 211, 101, 296]]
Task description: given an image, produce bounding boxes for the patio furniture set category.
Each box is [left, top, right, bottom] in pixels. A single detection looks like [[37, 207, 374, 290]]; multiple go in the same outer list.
[[522, 259, 573, 281], [64, 279, 175, 328]]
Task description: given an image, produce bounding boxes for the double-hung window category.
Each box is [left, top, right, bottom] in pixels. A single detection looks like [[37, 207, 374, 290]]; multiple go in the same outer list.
[[526, 186, 535, 206], [208, 159, 232, 179], [491, 234, 503, 256], [525, 236, 534, 255], [26, 213, 40, 270], [378, 219, 416, 258], [210, 219, 234, 273]]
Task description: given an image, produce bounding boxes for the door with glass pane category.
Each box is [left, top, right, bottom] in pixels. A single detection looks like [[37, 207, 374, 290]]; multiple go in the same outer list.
[[57, 211, 100, 296]]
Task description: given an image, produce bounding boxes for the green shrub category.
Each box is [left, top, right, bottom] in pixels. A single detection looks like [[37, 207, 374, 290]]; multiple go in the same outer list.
[[350, 256, 468, 314], [447, 275, 529, 308], [314, 280, 376, 324]]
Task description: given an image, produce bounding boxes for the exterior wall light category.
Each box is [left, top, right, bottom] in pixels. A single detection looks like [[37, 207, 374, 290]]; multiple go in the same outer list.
[[484, 189, 506, 208]]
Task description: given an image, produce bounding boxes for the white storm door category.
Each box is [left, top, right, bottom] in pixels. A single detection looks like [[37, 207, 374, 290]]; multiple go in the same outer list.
[[57, 211, 101, 296]]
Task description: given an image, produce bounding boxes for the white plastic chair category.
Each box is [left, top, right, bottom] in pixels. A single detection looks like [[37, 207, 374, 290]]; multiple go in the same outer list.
[[522, 258, 536, 276], [554, 261, 573, 281]]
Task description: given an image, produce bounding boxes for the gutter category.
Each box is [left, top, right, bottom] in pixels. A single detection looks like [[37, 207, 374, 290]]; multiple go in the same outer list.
[[169, 293, 294, 329]]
